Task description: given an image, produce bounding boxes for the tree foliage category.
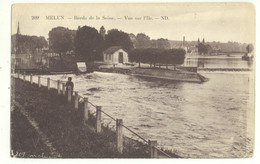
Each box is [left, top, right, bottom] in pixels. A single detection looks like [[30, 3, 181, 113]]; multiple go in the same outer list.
[[129, 33, 171, 49], [246, 44, 254, 53], [105, 29, 133, 51], [154, 38, 171, 49], [129, 48, 185, 66], [135, 33, 151, 49], [197, 43, 213, 55], [49, 27, 74, 58], [74, 26, 104, 62]]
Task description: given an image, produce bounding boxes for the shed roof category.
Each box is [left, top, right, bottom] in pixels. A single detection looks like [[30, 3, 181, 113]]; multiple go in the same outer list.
[[103, 46, 122, 54]]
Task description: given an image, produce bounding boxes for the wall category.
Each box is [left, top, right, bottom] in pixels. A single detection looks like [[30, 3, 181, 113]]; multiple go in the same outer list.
[[103, 49, 128, 64]]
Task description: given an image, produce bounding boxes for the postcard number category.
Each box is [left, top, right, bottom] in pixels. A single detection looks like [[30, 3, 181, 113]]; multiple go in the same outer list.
[[32, 16, 39, 20]]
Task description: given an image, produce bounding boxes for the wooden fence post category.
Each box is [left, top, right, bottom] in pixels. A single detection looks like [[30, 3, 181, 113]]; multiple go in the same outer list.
[[62, 83, 66, 95], [74, 91, 79, 110], [57, 80, 61, 94], [30, 74, 33, 84], [47, 78, 50, 90], [149, 140, 158, 158], [23, 73, 26, 81], [116, 119, 123, 154], [67, 86, 71, 102], [38, 76, 41, 87], [17, 72, 20, 79], [96, 106, 102, 133], [84, 97, 89, 121]]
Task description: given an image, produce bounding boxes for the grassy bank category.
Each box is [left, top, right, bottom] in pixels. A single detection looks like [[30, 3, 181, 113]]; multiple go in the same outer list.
[[11, 106, 52, 158], [11, 78, 180, 158]]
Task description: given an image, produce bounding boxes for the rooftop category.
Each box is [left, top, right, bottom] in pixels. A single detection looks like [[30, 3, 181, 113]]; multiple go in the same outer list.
[[103, 46, 122, 54]]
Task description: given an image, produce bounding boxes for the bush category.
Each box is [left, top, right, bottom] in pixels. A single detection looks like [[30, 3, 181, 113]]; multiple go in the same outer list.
[[129, 48, 185, 66]]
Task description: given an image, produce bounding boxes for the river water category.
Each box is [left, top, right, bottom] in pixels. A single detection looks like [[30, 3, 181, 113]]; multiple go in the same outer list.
[[38, 55, 254, 158]]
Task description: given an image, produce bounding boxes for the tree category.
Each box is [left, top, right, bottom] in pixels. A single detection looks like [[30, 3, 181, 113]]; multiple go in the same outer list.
[[128, 33, 137, 48], [74, 26, 104, 62], [150, 38, 171, 49], [246, 44, 254, 53], [135, 33, 151, 49], [129, 48, 185, 68], [156, 38, 171, 49], [105, 29, 133, 51], [49, 27, 74, 60], [198, 43, 212, 55], [150, 40, 158, 48], [30, 36, 48, 53]]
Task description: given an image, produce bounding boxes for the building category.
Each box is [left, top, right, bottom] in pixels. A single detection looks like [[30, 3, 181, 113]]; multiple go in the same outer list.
[[103, 46, 128, 64], [100, 26, 106, 40], [12, 53, 37, 70]]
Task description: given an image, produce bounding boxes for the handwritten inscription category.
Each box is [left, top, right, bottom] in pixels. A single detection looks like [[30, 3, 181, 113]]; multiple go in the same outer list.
[[11, 150, 45, 158]]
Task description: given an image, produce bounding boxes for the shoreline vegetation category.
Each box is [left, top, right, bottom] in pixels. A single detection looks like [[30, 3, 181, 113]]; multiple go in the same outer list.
[[11, 78, 180, 158]]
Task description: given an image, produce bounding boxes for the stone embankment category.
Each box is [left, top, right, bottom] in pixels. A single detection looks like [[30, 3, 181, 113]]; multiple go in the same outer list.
[[98, 67, 208, 83]]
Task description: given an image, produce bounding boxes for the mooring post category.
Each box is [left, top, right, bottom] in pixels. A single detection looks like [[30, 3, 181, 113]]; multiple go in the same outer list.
[[96, 106, 102, 133], [47, 78, 50, 90], [23, 72, 26, 81], [57, 80, 61, 94], [17, 71, 20, 79], [116, 119, 123, 154], [84, 97, 89, 121], [74, 91, 79, 110], [67, 86, 72, 103], [62, 83, 66, 95], [149, 140, 158, 158], [30, 74, 33, 84], [38, 76, 41, 87]]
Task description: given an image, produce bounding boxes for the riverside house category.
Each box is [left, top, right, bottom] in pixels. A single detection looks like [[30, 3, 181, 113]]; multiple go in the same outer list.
[[103, 46, 129, 64]]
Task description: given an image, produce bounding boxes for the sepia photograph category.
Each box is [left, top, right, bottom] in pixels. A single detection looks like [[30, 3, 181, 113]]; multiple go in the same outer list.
[[9, 3, 255, 159]]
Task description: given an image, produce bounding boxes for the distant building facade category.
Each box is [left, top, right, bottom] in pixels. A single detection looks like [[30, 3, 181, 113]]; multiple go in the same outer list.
[[103, 46, 128, 64]]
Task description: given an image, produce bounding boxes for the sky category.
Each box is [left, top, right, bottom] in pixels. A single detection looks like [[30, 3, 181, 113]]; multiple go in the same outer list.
[[12, 3, 255, 44]]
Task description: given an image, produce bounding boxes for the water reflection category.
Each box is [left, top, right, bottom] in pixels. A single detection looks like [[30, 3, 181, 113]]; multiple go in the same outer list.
[[184, 54, 253, 69]]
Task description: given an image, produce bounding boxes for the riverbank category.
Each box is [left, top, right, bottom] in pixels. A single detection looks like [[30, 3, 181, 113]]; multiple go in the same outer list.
[[98, 66, 208, 83], [11, 78, 180, 158]]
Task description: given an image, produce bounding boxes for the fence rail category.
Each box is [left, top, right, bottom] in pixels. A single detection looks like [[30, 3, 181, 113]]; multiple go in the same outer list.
[[12, 72, 174, 158]]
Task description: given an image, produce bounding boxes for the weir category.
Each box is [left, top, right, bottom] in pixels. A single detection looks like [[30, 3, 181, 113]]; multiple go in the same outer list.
[[198, 68, 252, 72]]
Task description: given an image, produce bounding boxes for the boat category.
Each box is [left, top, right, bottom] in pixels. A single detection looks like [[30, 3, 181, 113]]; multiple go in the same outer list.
[[242, 53, 254, 61]]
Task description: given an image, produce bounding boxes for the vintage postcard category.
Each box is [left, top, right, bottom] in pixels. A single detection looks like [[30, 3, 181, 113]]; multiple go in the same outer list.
[[11, 3, 255, 158]]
